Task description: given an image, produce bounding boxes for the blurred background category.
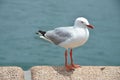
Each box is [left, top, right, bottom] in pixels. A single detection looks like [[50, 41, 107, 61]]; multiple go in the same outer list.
[[0, 0, 120, 70]]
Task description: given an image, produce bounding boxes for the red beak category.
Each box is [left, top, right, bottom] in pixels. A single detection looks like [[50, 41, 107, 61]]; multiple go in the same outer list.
[[86, 24, 94, 29]]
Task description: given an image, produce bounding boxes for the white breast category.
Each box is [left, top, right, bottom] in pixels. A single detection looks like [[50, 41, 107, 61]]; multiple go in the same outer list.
[[59, 28, 89, 48]]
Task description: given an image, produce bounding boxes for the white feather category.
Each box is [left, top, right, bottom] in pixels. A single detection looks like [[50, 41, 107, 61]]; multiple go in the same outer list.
[[39, 36, 53, 43]]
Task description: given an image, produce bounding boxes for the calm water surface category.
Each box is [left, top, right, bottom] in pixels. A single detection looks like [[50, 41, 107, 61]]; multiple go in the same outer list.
[[0, 0, 120, 70]]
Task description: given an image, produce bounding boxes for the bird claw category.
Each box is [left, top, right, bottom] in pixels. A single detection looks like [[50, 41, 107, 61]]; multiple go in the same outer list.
[[65, 65, 75, 71], [71, 64, 81, 68], [65, 64, 81, 71]]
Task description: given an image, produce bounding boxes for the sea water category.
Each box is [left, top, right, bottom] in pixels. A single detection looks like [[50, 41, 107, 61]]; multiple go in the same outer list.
[[0, 0, 120, 70]]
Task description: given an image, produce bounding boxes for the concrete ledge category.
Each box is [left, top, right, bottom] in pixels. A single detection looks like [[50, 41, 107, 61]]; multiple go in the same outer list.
[[31, 66, 120, 80], [0, 66, 24, 80], [0, 66, 120, 80]]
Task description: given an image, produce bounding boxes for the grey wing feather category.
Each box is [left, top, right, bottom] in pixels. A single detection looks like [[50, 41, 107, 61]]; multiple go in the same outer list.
[[45, 27, 72, 45]]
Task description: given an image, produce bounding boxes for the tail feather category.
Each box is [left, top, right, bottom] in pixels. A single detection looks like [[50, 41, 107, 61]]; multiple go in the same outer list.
[[38, 30, 46, 36], [36, 30, 53, 43], [39, 36, 53, 43]]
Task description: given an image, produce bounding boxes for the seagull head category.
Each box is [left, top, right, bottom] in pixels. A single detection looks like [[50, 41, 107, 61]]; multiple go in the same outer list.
[[74, 17, 94, 29]]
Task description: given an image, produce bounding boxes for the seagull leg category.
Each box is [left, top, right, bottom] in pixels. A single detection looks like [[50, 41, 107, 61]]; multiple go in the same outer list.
[[65, 49, 74, 71], [70, 48, 80, 68]]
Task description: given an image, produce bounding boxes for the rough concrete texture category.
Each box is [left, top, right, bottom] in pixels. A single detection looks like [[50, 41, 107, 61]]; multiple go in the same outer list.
[[31, 66, 120, 80], [0, 66, 24, 80]]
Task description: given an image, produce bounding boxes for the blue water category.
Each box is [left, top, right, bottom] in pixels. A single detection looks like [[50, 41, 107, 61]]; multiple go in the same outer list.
[[0, 0, 120, 70]]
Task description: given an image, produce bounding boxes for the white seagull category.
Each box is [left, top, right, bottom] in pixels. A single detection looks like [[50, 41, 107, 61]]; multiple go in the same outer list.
[[36, 17, 94, 71]]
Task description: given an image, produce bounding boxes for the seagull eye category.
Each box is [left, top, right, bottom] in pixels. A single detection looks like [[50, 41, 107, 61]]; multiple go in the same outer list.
[[81, 21, 84, 23]]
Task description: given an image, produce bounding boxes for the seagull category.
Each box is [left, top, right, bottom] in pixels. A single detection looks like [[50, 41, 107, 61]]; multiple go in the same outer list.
[[36, 17, 94, 71]]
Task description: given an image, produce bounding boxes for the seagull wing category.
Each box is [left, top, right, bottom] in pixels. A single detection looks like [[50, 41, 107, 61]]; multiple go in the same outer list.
[[45, 27, 73, 45]]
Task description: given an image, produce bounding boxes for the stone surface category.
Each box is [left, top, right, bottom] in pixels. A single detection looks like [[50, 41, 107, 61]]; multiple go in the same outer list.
[[0, 66, 120, 80], [31, 66, 120, 80], [0, 66, 24, 80]]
